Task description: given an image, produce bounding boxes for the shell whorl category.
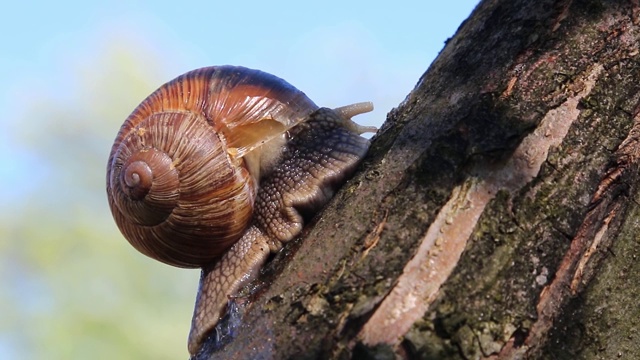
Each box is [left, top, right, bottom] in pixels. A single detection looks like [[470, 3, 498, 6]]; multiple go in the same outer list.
[[107, 66, 319, 268]]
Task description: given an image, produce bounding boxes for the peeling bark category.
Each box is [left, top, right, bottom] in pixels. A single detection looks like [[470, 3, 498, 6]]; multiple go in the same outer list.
[[196, 1, 640, 359]]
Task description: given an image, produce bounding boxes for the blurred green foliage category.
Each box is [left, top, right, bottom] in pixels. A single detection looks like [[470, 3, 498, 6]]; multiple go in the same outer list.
[[1, 44, 200, 359]]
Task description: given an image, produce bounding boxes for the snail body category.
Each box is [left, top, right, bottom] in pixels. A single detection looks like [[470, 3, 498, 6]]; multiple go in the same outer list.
[[106, 65, 375, 356]]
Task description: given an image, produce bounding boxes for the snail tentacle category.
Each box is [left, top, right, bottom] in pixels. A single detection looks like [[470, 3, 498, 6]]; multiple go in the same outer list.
[[333, 101, 377, 135]]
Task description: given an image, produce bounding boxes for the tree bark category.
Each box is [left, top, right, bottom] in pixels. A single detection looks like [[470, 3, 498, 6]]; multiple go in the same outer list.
[[196, 1, 640, 359]]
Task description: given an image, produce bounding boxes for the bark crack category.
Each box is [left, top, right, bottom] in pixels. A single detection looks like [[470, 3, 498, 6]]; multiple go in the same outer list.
[[358, 64, 604, 347], [498, 74, 640, 360]]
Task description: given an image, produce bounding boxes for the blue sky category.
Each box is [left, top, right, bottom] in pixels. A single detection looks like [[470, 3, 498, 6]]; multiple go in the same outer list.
[[0, 1, 479, 204]]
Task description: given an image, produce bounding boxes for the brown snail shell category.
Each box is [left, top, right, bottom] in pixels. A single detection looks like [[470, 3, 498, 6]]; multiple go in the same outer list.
[[106, 66, 319, 268]]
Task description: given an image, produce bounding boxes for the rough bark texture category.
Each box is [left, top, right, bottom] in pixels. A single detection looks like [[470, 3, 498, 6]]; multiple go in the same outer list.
[[196, 0, 640, 359]]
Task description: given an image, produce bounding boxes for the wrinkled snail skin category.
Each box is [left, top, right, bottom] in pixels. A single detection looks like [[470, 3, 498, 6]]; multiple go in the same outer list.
[[188, 107, 374, 355], [105, 65, 375, 357]]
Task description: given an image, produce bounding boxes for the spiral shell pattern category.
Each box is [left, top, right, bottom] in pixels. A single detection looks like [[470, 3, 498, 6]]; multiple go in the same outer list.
[[107, 66, 318, 268]]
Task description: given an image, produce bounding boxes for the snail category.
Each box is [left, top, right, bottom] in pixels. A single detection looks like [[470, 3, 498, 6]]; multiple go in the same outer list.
[[106, 65, 375, 356]]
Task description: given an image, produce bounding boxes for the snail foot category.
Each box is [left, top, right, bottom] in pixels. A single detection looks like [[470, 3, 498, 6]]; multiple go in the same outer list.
[[190, 299, 244, 359]]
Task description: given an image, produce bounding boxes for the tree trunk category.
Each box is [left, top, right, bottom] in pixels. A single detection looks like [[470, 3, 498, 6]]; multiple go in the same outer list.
[[197, 1, 640, 359]]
